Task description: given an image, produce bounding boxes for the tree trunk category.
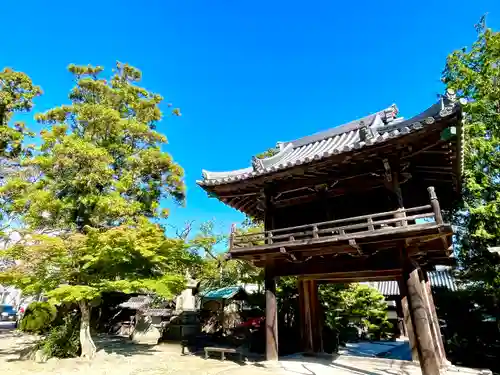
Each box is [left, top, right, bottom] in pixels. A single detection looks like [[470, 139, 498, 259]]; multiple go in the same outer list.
[[79, 301, 96, 359]]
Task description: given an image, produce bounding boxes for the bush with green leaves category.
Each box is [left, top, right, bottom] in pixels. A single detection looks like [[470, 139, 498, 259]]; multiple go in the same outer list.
[[37, 312, 81, 358], [320, 283, 393, 343], [19, 302, 57, 334]]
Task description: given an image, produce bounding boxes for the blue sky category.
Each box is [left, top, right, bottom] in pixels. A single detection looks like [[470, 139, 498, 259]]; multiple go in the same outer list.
[[2, 1, 500, 237]]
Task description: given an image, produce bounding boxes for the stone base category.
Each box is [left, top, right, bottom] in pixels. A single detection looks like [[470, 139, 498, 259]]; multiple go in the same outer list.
[[163, 310, 200, 341], [131, 315, 162, 345]]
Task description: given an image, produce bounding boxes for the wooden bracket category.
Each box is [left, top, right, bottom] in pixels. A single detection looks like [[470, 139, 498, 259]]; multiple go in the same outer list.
[[280, 247, 298, 262], [348, 239, 363, 256], [383, 159, 392, 183], [280, 247, 312, 264]]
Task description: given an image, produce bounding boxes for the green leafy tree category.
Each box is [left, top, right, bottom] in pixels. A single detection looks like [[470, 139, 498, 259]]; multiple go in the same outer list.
[[0, 68, 41, 246], [320, 283, 392, 342], [442, 18, 500, 328], [188, 220, 263, 290], [0, 63, 186, 358], [0, 67, 41, 160]]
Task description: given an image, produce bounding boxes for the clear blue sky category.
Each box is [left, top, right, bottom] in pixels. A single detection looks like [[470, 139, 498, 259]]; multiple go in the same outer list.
[[2, 1, 499, 237]]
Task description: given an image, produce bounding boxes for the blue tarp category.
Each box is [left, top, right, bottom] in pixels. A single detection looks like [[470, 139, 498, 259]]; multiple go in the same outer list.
[[199, 286, 246, 300]]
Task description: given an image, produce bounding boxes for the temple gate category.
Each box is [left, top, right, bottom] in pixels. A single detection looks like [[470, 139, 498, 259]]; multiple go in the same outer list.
[[198, 90, 463, 375]]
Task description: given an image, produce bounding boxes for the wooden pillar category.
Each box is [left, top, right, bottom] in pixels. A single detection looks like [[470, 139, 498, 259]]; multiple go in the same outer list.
[[427, 186, 443, 225], [402, 251, 440, 375], [263, 186, 275, 232], [421, 270, 447, 367], [298, 279, 312, 353], [310, 280, 323, 353], [383, 159, 407, 226], [298, 279, 323, 353], [398, 278, 419, 361], [265, 265, 279, 361]]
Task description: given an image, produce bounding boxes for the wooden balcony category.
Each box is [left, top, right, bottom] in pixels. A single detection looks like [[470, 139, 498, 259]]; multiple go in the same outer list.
[[228, 187, 453, 263]]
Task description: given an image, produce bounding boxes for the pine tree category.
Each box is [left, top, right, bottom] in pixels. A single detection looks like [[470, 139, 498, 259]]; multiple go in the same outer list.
[[0, 63, 187, 358]]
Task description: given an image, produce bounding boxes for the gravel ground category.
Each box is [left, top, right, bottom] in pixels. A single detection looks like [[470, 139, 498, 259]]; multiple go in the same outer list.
[[0, 331, 255, 375], [1, 330, 489, 375]]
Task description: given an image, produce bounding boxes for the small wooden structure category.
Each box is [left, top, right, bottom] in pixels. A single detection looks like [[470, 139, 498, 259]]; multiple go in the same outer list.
[[198, 91, 463, 375]]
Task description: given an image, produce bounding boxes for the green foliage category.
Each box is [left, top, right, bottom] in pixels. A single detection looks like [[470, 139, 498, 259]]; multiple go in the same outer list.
[[442, 18, 500, 327], [1, 62, 184, 232], [0, 63, 188, 299], [189, 220, 263, 289], [1, 220, 187, 302], [19, 302, 57, 334], [37, 312, 81, 359], [433, 287, 499, 373], [0, 68, 40, 238], [255, 147, 279, 159], [320, 283, 392, 342], [0, 67, 41, 159], [275, 278, 391, 348], [0, 63, 189, 357]]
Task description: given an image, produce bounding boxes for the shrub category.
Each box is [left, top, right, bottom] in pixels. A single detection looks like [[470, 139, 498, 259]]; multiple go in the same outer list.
[[19, 302, 57, 334], [37, 312, 81, 358]]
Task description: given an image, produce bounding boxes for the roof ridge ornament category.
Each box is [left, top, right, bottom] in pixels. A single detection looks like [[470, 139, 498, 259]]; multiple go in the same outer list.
[[381, 104, 399, 124], [252, 156, 265, 173], [359, 120, 376, 142], [445, 88, 457, 102], [439, 89, 458, 118]]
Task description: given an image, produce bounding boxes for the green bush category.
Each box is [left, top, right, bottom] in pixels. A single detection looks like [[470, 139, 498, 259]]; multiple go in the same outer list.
[[19, 302, 57, 334], [37, 312, 81, 358]]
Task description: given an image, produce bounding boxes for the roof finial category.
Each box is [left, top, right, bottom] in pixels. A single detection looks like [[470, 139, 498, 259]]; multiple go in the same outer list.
[[251, 156, 265, 173], [382, 104, 399, 124]]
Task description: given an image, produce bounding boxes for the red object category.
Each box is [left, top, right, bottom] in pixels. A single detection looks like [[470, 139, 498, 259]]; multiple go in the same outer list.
[[237, 317, 264, 328]]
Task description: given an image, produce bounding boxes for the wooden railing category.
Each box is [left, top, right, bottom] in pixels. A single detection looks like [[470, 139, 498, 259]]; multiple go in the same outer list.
[[230, 186, 443, 250]]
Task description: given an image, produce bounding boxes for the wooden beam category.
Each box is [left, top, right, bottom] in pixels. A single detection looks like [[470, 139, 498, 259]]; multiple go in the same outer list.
[[264, 186, 275, 232], [314, 272, 401, 283], [414, 165, 453, 171], [349, 239, 362, 255], [401, 140, 448, 160], [274, 182, 386, 208], [292, 266, 401, 280], [272, 253, 402, 277], [420, 150, 451, 155]]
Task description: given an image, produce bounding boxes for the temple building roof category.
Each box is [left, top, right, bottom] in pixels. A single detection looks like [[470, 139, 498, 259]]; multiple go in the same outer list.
[[119, 295, 152, 310], [361, 269, 459, 296], [198, 94, 462, 187]]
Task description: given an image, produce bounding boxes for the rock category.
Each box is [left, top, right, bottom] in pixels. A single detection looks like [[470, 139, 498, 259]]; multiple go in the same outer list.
[[34, 349, 48, 363], [95, 349, 108, 357]]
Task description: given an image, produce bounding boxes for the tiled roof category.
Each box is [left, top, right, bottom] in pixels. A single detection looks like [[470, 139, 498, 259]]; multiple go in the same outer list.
[[119, 296, 152, 310], [198, 94, 461, 187], [361, 270, 459, 296], [142, 308, 173, 317]]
